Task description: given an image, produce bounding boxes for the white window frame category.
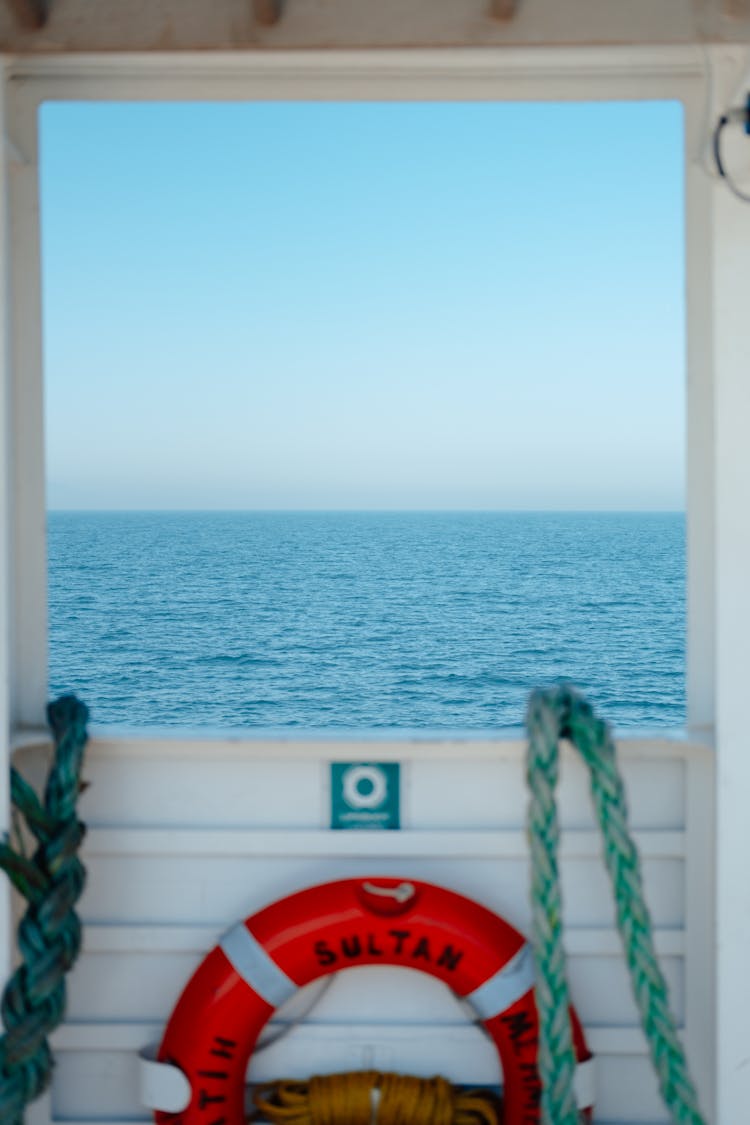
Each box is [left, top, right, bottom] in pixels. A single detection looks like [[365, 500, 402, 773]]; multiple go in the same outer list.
[[4, 43, 748, 1122], [2, 45, 713, 731]]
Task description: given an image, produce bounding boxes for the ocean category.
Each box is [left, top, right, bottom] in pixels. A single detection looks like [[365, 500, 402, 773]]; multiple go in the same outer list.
[[46, 511, 685, 731]]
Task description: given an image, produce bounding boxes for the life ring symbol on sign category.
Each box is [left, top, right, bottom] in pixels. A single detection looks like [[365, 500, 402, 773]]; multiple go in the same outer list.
[[342, 764, 388, 810], [146, 878, 594, 1125]]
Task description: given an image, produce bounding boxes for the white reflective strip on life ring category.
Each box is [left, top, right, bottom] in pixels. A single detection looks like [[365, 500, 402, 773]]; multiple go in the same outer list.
[[575, 1056, 596, 1110], [464, 942, 536, 1020], [220, 922, 297, 1009], [138, 1045, 192, 1113]]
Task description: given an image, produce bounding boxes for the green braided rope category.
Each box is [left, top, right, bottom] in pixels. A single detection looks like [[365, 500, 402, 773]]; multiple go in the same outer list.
[[526, 685, 706, 1125], [0, 695, 89, 1125]]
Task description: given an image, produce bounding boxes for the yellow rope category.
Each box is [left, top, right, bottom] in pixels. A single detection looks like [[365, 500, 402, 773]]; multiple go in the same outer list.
[[252, 1072, 501, 1125]]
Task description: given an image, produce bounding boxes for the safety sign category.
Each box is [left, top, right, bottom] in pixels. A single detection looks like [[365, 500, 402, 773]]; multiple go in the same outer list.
[[330, 762, 401, 830]]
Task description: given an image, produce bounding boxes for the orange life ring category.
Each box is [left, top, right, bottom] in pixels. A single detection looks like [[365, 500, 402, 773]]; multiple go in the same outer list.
[[154, 877, 593, 1125]]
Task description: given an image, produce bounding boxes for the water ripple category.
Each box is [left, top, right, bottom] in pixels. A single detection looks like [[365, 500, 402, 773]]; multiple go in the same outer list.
[[47, 511, 686, 730]]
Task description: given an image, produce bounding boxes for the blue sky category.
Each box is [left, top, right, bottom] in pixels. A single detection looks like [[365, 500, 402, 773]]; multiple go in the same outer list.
[[40, 100, 685, 511]]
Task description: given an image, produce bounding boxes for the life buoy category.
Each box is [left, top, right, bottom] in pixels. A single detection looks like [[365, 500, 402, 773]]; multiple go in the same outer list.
[[153, 878, 593, 1125]]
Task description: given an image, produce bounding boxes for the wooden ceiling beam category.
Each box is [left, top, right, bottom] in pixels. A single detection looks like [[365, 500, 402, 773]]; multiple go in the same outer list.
[[4, 0, 49, 28], [723, 0, 750, 17], [489, 0, 518, 18], [252, 0, 283, 27]]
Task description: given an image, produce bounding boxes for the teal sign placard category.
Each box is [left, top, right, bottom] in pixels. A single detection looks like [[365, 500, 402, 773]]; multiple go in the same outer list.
[[330, 762, 400, 830]]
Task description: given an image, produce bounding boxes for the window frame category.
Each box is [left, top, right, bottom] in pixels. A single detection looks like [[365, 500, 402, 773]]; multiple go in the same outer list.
[[3, 44, 712, 733], [13, 41, 750, 1123]]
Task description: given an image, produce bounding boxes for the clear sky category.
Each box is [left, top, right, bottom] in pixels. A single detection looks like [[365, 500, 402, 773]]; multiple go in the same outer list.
[[40, 99, 685, 511]]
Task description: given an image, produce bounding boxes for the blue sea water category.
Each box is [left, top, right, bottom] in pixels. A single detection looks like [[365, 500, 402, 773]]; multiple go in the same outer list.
[[46, 511, 685, 731]]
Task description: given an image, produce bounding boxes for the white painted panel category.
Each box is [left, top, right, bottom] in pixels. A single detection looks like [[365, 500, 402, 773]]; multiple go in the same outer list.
[[66, 952, 203, 1022], [410, 757, 685, 831], [79, 923, 685, 956], [246, 1023, 502, 1085], [73, 743, 688, 831], [682, 747, 715, 1116], [685, 82, 715, 735], [711, 69, 750, 1121], [23, 729, 702, 1125], [287, 967, 492, 1025], [0, 71, 13, 987], [559, 759, 685, 832], [12, 736, 699, 1125], [66, 957, 473, 1024], [80, 827, 685, 859], [5, 43, 711, 109], [78, 756, 327, 828], [49, 1038, 671, 1124], [65, 952, 683, 1029], [6, 76, 47, 728], [593, 1056, 670, 1124], [47, 1022, 663, 1056], [561, 858, 684, 930], [78, 854, 684, 931], [52, 1051, 143, 1122], [566, 955, 683, 1027], [77, 855, 534, 926]]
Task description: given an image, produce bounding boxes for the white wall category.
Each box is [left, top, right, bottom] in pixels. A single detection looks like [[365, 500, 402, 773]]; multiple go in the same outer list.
[[0, 44, 724, 1125], [13, 734, 713, 1125]]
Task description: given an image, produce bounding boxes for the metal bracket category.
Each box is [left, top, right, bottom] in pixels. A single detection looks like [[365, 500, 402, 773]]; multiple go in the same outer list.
[[139, 1046, 192, 1115]]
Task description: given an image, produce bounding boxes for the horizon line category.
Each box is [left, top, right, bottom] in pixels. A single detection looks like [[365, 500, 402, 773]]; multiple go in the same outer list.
[[45, 506, 687, 515]]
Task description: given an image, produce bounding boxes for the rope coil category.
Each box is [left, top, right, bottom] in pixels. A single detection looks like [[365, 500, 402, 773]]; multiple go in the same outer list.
[[0, 695, 89, 1125], [252, 1072, 501, 1125], [526, 685, 706, 1125]]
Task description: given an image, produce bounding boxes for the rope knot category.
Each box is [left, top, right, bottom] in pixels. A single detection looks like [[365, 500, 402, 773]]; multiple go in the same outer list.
[[0, 695, 89, 1125]]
